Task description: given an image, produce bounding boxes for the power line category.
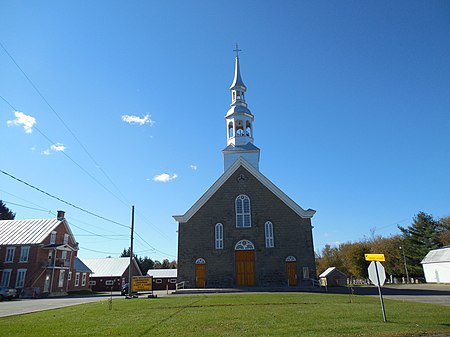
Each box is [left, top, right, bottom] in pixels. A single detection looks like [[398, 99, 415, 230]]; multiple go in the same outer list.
[[0, 169, 129, 229], [79, 246, 120, 255], [0, 200, 48, 213]]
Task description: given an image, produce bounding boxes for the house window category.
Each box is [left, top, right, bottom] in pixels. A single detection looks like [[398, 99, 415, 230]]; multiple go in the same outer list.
[[82, 273, 87, 286], [50, 231, 57, 244], [155, 279, 162, 284], [68, 271, 72, 281], [89, 280, 96, 285], [5, 247, 15, 263], [63, 234, 69, 245], [264, 221, 274, 248], [1, 269, 12, 287], [15, 269, 27, 288], [303, 267, 310, 280], [58, 270, 65, 288], [170, 279, 177, 283], [235, 195, 251, 228], [19, 246, 30, 263], [61, 250, 67, 260], [105, 280, 114, 286], [215, 223, 223, 249], [75, 273, 80, 286]]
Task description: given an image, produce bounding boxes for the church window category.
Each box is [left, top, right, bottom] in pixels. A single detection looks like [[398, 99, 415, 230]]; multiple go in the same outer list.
[[236, 195, 251, 228], [215, 223, 223, 249], [265, 221, 274, 248], [195, 258, 206, 264], [236, 120, 244, 136], [235, 239, 255, 250], [228, 122, 234, 138]]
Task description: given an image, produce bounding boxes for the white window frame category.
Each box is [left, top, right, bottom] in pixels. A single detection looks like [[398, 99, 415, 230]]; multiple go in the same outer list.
[[81, 273, 87, 286], [264, 221, 274, 248], [75, 273, 80, 286], [50, 231, 57, 244], [58, 270, 65, 288], [68, 271, 72, 281], [63, 233, 69, 245], [15, 269, 27, 288], [155, 279, 162, 284], [105, 280, 114, 286], [5, 247, 15, 263], [215, 223, 223, 249], [1, 269, 12, 287], [89, 280, 96, 285], [303, 267, 310, 280], [19, 246, 30, 263], [170, 279, 177, 283], [235, 194, 251, 228], [61, 250, 67, 260]]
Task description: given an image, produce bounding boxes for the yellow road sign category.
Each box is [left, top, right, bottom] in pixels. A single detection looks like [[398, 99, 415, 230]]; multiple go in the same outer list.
[[365, 254, 385, 262], [132, 276, 153, 291]]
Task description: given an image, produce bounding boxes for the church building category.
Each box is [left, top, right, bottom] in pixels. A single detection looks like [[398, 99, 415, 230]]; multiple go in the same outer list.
[[174, 50, 316, 288]]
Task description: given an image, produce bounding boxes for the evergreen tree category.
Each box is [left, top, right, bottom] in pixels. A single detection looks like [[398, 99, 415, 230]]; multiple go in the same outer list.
[[398, 212, 443, 277], [0, 200, 15, 220]]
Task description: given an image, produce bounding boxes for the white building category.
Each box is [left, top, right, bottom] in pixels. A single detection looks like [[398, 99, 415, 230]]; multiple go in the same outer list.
[[421, 246, 450, 283]]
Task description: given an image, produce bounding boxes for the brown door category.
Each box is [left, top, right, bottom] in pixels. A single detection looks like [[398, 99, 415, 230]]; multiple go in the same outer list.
[[195, 264, 206, 288], [287, 261, 297, 286], [235, 250, 256, 286]]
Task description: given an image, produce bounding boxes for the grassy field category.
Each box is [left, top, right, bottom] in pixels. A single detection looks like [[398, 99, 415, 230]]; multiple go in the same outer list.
[[0, 293, 449, 337]]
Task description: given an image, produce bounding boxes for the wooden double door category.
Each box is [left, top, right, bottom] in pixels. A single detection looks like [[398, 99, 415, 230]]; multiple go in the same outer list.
[[235, 250, 256, 286]]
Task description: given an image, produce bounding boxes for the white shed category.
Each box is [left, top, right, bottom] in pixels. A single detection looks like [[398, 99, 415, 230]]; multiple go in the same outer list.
[[421, 246, 450, 283]]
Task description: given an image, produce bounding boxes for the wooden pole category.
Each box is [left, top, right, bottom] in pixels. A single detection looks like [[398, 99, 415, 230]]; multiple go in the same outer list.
[[128, 205, 135, 297]]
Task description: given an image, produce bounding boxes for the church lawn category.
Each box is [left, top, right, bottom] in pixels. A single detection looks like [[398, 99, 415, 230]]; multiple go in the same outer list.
[[1, 293, 449, 337]]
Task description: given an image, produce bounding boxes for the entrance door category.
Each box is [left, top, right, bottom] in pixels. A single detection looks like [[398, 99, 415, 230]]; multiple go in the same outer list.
[[287, 261, 297, 286], [235, 250, 256, 286], [195, 264, 206, 288], [44, 272, 51, 293]]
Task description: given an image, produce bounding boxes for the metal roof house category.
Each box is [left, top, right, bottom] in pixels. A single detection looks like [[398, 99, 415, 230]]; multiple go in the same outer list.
[[421, 246, 450, 283], [82, 257, 142, 291], [146, 269, 177, 290], [319, 267, 348, 287], [0, 211, 88, 297]]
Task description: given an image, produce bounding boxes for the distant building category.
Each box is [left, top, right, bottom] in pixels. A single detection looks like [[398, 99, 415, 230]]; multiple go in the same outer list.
[[82, 257, 141, 291], [421, 246, 450, 283], [319, 267, 348, 287], [0, 211, 89, 297], [174, 51, 316, 288], [146, 269, 177, 290], [69, 257, 93, 292]]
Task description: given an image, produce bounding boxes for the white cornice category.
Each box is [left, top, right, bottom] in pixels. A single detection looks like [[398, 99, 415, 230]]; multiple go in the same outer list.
[[173, 157, 315, 223]]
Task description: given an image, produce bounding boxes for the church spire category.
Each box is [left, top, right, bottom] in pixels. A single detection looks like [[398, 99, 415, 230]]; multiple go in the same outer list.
[[222, 45, 260, 172]]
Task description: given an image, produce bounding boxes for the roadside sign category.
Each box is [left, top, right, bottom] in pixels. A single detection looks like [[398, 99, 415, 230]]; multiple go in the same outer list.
[[132, 276, 153, 292], [368, 261, 386, 286], [365, 254, 385, 262], [367, 261, 387, 322]]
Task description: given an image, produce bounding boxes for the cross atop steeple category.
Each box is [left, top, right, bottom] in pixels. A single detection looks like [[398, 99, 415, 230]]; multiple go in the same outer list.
[[233, 43, 242, 58]]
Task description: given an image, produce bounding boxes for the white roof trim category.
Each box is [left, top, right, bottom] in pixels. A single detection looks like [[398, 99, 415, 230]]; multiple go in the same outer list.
[[173, 157, 315, 223]]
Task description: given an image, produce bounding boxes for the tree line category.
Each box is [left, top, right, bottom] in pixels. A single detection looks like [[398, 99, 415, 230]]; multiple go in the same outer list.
[[316, 212, 450, 279], [120, 247, 176, 276]]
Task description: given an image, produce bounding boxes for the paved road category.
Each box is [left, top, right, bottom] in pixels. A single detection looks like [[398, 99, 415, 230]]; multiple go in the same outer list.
[[0, 285, 448, 318]]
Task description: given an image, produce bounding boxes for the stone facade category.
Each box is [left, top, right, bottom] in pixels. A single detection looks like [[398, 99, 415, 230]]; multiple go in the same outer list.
[[177, 165, 316, 288]]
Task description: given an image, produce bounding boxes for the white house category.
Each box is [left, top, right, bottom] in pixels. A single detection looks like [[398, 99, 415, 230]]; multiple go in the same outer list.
[[421, 246, 450, 283]]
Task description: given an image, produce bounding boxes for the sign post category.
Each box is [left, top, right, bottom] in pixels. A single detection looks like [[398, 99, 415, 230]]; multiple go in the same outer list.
[[367, 259, 387, 323]]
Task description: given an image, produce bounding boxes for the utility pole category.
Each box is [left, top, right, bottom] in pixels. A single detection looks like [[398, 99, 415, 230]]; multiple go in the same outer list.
[[399, 244, 409, 284], [128, 205, 135, 297]]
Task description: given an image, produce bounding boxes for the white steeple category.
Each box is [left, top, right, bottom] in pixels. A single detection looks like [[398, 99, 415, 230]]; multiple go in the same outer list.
[[222, 45, 260, 172]]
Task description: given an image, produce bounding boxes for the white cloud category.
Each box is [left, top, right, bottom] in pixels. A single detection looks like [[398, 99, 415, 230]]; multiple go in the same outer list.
[[42, 142, 66, 155], [50, 143, 66, 152], [121, 114, 155, 126], [190, 164, 198, 171], [152, 173, 178, 183], [7, 111, 36, 134]]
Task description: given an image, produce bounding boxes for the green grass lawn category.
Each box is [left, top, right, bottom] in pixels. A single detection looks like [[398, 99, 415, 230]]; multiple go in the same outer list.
[[0, 293, 449, 337]]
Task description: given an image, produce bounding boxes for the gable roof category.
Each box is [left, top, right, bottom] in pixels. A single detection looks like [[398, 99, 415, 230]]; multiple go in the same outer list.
[[146, 269, 177, 278], [82, 257, 141, 277], [421, 246, 450, 264], [0, 217, 76, 246], [173, 157, 315, 223], [74, 257, 93, 273], [319, 267, 347, 278]]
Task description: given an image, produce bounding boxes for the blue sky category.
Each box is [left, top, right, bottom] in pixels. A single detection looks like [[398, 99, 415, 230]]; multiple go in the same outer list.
[[1, 1, 449, 261]]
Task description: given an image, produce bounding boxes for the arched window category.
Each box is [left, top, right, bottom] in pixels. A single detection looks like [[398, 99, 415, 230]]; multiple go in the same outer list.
[[235, 240, 255, 250], [215, 223, 223, 249], [246, 121, 252, 137], [228, 122, 234, 138], [265, 221, 274, 248], [236, 195, 251, 228], [236, 120, 244, 136]]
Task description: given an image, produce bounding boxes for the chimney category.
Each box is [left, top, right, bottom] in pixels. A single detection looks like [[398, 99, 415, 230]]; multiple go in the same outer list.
[[57, 210, 65, 221]]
